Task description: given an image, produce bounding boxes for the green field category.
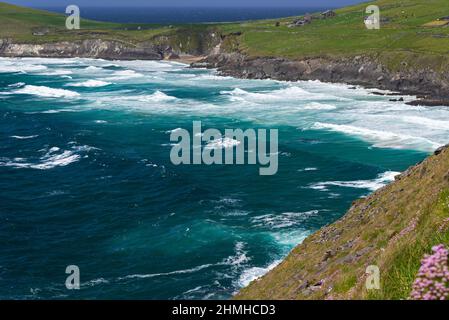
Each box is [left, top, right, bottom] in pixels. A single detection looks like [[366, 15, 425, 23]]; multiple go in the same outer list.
[[0, 2, 175, 44], [2, 0, 449, 63]]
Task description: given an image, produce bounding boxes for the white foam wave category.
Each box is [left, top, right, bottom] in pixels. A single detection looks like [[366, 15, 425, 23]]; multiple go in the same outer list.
[[99, 91, 177, 105], [12, 85, 80, 98], [401, 116, 449, 131], [84, 66, 102, 72], [251, 210, 319, 229], [224, 242, 250, 266], [206, 137, 241, 150], [0, 61, 47, 73], [10, 135, 38, 140], [221, 86, 344, 103], [37, 109, 77, 114], [196, 74, 234, 81], [312, 122, 441, 151], [81, 278, 109, 288], [238, 260, 282, 287], [118, 263, 215, 280], [303, 102, 336, 110], [39, 69, 73, 76], [107, 69, 144, 80], [0, 144, 95, 170], [119, 241, 249, 281], [271, 229, 311, 247], [8, 82, 25, 88], [298, 167, 318, 172], [309, 171, 400, 192], [20, 57, 80, 65], [166, 128, 183, 134], [145, 91, 177, 102], [67, 80, 111, 87]]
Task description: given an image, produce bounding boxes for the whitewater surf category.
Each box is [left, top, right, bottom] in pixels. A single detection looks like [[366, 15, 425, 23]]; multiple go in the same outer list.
[[1, 57, 448, 299]]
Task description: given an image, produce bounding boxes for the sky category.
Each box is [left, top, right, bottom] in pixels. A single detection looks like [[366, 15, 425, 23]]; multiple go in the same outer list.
[[5, 0, 366, 8]]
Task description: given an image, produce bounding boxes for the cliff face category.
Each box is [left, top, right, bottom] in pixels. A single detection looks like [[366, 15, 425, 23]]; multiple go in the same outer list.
[[0, 39, 164, 60], [236, 145, 449, 300], [198, 52, 449, 103], [0, 28, 221, 61]]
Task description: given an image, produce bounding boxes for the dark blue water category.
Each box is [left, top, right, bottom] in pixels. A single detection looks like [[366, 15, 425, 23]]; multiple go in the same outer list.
[[39, 6, 326, 24], [1, 57, 447, 299]]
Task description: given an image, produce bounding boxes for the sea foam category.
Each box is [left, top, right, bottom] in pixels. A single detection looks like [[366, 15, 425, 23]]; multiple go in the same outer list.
[[309, 171, 400, 192], [67, 80, 111, 87], [13, 85, 80, 98]]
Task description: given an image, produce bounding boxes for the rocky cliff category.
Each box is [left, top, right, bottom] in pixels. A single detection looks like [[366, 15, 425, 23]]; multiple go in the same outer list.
[[0, 38, 164, 60], [195, 51, 449, 105], [0, 28, 221, 60]]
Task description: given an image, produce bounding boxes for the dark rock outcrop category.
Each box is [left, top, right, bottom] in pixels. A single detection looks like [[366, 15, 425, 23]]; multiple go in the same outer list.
[[193, 52, 449, 104], [0, 39, 163, 60]]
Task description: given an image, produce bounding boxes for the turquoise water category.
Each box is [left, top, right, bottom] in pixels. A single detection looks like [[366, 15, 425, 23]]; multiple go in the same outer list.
[[1, 57, 448, 299]]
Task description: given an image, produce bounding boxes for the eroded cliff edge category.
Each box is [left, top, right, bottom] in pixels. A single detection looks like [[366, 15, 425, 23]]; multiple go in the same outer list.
[[0, 28, 221, 60], [234, 145, 449, 300]]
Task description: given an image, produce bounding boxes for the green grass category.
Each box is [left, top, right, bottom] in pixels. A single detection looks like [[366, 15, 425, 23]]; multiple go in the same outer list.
[[215, 0, 449, 70], [3, 0, 449, 59], [370, 189, 449, 299], [0, 2, 203, 44], [236, 148, 449, 300]]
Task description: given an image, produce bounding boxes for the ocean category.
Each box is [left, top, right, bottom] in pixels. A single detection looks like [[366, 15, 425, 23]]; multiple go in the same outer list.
[[1, 57, 448, 299], [37, 6, 325, 24]]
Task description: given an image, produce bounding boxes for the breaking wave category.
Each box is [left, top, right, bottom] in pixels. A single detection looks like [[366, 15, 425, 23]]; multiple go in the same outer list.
[[205, 137, 241, 150], [12, 85, 80, 98], [0, 145, 96, 170], [251, 210, 319, 229], [10, 135, 38, 139], [67, 80, 111, 87], [309, 171, 400, 192], [238, 260, 282, 287], [312, 122, 441, 151]]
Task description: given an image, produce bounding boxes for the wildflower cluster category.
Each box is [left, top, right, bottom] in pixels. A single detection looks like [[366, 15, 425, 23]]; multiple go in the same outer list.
[[410, 244, 449, 300]]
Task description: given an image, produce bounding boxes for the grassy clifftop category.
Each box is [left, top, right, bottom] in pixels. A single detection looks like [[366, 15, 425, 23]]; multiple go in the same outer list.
[[220, 0, 449, 58], [236, 146, 449, 300], [3, 1, 449, 52], [2, 1, 449, 72], [0, 2, 178, 44], [0, 0, 449, 70]]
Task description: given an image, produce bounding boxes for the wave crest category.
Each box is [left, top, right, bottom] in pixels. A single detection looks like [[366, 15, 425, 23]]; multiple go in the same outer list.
[[13, 85, 80, 98]]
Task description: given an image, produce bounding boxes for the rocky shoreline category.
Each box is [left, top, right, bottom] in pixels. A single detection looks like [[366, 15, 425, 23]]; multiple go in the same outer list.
[[1, 37, 449, 106], [192, 52, 449, 107]]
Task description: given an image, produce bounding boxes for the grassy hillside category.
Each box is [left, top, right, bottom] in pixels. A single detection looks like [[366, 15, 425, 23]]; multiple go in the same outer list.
[[3, 0, 449, 72], [2, 1, 449, 66], [0, 2, 175, 44], [236, 146, 449, 300], [211, 0, 449, 75], [220, 0, 449, 61]]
